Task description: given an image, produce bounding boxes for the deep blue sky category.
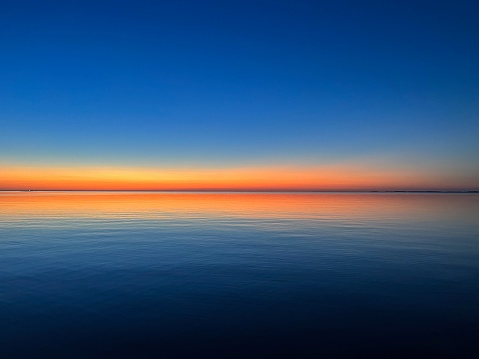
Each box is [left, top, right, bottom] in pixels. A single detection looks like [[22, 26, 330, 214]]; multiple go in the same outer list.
[[1, 0, 478, 187]]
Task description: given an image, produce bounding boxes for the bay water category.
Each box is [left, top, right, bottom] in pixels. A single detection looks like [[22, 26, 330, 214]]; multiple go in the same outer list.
[[1, 192, 478, 357]]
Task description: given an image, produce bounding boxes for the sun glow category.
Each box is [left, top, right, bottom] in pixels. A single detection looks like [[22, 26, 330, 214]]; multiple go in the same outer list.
[[0, 162, 468, 191]]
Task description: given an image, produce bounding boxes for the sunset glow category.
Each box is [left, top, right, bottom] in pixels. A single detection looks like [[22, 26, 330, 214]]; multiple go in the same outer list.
[[1, 162, 475, 191], [1, 1, 478, 191], [1, 1, 479, 357]]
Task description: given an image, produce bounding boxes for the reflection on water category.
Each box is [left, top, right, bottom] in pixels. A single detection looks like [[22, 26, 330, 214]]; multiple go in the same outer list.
[[1, 192, 479, 357]]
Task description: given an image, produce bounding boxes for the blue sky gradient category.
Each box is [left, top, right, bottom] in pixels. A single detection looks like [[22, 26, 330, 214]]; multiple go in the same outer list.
[[1, 0, 478, 189]]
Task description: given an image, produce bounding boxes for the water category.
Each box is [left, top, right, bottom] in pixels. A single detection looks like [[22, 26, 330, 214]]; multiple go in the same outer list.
[[1, 192, 478, 357]]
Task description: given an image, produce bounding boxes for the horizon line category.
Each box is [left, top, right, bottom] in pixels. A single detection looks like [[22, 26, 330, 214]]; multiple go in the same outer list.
[[1, 189, 478, 193]]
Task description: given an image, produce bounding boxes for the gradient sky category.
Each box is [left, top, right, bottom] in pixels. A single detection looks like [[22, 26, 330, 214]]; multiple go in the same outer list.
[[1, 0, 478, 190]]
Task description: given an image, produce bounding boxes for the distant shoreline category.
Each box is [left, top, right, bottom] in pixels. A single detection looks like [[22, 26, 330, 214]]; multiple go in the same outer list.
[[1, 190, 478, 194]]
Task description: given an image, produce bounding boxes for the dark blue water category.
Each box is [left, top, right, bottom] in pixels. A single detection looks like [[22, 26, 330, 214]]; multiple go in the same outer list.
[[1, 192, 478, 357]]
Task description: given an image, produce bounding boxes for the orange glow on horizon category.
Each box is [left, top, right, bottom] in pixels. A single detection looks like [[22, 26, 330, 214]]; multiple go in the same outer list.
[[0, 163, 473, 191]]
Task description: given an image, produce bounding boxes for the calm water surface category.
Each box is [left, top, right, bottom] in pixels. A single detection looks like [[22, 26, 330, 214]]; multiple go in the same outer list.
[[1, 192, 478, 357]]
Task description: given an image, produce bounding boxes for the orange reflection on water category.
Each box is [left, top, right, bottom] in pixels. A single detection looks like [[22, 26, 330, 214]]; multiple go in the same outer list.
[[1, 192, 474, 223]]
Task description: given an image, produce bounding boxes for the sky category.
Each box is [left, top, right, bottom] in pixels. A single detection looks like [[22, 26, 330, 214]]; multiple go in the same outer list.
[[1, 0, 478, 190]]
